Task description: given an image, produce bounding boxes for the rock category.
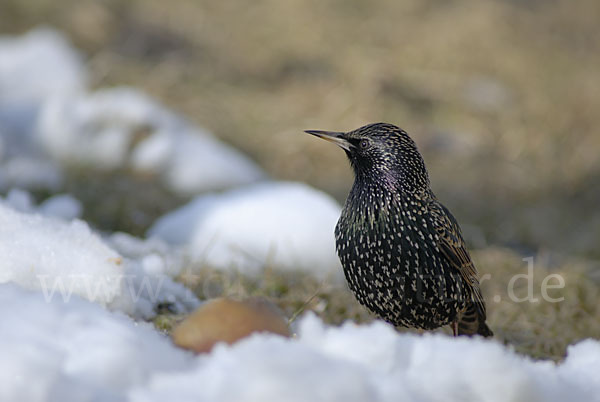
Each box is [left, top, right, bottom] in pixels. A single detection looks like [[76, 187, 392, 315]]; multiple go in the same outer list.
[[172, 297, 291, 353]]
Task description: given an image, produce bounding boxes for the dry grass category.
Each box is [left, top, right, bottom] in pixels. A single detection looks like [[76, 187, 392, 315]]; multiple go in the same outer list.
[[475, 248, 600, 360]]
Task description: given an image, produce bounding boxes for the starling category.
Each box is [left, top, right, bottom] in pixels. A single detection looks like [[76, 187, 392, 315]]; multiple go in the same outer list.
[[306, 122, 492, 337]]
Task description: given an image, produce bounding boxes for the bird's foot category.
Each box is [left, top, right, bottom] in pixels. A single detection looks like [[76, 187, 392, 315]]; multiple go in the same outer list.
[[451, 321, 458, 337]]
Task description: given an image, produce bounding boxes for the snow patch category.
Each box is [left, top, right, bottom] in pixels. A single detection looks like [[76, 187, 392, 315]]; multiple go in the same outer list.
[[38, 194, 83, 220], [0, 284, 192, 402], [2, 188, 81, 220], [0, 202, 199, 318], [0, 28, 85, 105], [0, 28, 82, 192], [148, 181, 342, 278], [132, 313, 600, 402], [36, 87, 265, 195], [1, 29, 263, 195]]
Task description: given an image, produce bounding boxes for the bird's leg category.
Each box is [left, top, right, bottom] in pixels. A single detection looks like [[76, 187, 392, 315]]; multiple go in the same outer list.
[[451, 320, 458, 337]]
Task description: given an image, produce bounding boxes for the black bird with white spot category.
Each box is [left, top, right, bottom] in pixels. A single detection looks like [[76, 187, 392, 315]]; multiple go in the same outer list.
[[306, 122, 492, 337]]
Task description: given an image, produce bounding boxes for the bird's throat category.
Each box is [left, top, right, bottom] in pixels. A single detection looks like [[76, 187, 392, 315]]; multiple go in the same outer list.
[[342, 181, 395, 236]]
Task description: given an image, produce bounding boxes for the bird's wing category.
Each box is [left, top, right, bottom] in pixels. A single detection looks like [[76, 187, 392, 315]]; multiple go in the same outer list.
[[428, 200, 487, 318]]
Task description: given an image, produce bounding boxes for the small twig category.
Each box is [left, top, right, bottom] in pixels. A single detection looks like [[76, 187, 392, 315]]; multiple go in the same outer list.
[[288, 281, 325, 325]]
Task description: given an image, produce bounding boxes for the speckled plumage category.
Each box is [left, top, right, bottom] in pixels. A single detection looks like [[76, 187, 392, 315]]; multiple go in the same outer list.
[[306, 122, 492, 336]]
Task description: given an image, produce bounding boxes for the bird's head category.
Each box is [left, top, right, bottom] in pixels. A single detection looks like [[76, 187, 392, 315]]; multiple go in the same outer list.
[[305, 122, 429, 192]]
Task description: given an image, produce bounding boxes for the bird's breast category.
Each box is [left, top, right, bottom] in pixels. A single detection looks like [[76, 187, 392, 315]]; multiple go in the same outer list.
[[334, 196, 465, 328], [334, 193, 452, 302]]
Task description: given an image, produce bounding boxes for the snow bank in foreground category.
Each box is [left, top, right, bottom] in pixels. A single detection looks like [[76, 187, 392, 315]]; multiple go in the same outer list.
[[1, 284, 598, 402], [36, 87, 265, 195], [135, 315, 600, 402], [148, 181, 343, 278], [0, 284, 192, 402], [0, 202, 199, 318]]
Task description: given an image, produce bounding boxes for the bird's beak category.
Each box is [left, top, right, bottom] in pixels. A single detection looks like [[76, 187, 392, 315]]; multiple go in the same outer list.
[[304, 130, 352, 151]]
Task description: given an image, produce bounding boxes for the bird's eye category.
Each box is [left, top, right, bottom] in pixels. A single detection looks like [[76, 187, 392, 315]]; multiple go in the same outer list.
[[359, 139, 369, 149]]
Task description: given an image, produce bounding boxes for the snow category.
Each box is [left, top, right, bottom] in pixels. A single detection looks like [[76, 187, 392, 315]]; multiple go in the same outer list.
[[0, 28, 85, 138], [132, 314, 600, 402], [0, 156, 63, 192], [0, 201, 199, 319], [3, 188, 82, 220], [2, 188, 36, 212], [0, 28, 82, 192], [35, 86, 265, 195], [0, 284, 192, 402], [0, 28, 86, 105], [1, 28, 264, 195], [2, 284, 598, 402], [148, 181, 343, 278], [106, 231, 184, 278], [38, 193, 83, 220]]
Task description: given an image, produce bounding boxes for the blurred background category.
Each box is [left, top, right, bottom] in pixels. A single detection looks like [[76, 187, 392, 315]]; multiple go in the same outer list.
[[1, 0, 599, 359]]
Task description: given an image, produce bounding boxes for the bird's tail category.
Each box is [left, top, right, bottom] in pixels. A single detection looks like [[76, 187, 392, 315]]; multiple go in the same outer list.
[[457, 302, 493, 337]]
